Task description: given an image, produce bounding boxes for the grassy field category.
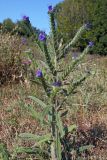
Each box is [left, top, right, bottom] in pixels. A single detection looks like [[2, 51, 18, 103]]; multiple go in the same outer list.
[[0, 33, 107, 159]]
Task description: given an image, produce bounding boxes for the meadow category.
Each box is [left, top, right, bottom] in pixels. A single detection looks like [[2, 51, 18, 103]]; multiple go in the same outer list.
[[0, 6, 107, 160]]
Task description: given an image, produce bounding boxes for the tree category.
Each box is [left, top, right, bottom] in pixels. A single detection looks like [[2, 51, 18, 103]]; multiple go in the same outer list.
[[55, 0, 107, 55], [90, 0, 107, 55], [55, 0, 94, 41], [2, 18, 15, 32]]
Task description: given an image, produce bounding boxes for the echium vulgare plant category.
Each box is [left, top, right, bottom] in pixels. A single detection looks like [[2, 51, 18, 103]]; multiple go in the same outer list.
[[17, 5, 94, 160]]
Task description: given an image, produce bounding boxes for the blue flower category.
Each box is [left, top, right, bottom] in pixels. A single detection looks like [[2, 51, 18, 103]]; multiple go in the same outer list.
[[22, 15, 30, 22], [36, 69, 43, 78], [88, 41, 94, 47], [48, 5, 53, 13], [85, 23, 92, 29], [38, 32, 46, 41], [52, 81, 62, 87]]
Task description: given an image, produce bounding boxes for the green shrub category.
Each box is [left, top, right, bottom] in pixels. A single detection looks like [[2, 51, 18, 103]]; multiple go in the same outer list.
[[55, 0, 107, 55], [2, 18, 15, 33]]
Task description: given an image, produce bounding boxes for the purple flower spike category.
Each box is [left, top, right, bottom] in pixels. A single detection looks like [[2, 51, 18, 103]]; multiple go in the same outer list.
[[36, 69, 43, 78], [22, 15, 30, 22], [48, 5, 53, 13], [52, 80, 62, 87], [39, 32, 46, 41], [88, 41, 94, 47]]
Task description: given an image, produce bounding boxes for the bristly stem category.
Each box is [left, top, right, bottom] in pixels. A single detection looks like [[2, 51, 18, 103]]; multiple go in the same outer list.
[[51, 97, 57, 160], [43, 42, 56, 76], [49, 12, 58, 53]]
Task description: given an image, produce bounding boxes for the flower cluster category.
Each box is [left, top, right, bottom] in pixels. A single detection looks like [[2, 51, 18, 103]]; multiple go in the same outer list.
[[38, 32, 46, 41], [88, 41, 94, 47], [36, 69, 43, 78], [48, 5, 54, 13], [22, 15, 30, 22]]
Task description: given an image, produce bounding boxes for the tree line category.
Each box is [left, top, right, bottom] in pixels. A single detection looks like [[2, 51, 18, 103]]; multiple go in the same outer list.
[[55, 0, 107, 55]]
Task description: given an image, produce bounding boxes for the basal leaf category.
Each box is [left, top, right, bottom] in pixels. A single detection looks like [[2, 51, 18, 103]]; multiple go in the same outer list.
[[28, 96, 47, 109], [79, 145, 94, 152], [68, 124, 77, 132], [19, 133, 51, 145]]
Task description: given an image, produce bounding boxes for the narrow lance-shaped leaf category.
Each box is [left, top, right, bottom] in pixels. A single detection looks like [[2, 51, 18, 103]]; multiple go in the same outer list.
[[14, 146, 49, 157], [68, 124, 77, 133], [25, 104, 43, 123], [19, 133, 51, 144], [79, 145, 94, 152], [28, 96, 47, 109], [41, 105, 51, 125]]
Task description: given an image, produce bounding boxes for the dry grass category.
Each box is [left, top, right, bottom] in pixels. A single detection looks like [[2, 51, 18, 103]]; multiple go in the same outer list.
[[0, 34, 107, 159]]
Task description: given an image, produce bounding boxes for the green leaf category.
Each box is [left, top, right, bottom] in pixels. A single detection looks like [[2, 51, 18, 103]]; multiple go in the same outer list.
[[41, 105, 51, 124], [79, 145, 93, 152], [56, 132, 62, 160], [0, 143, 9, 160], [56, 113, 65, 138], [28, 96, 47, 109], [26, 104, 43, 122], [37, 134, 51, 145], [19, 133, 51, 145], [19, 133, 41, 140], [68, 124, 77, 132], [14, 146, 49, 157]]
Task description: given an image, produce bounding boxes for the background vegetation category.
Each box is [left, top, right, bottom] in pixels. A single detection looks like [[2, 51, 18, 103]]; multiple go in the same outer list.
[[55, 0, 107, 55]]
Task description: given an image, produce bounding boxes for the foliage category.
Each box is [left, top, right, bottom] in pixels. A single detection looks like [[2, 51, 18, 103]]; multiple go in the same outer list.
[[55, 0, 93, 42], [89, 0, 107, 55], [55, 0, 107, 55], [2, 18, 15, 33], [0, 143, 9, 160], [15, 20, 33, 37]]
